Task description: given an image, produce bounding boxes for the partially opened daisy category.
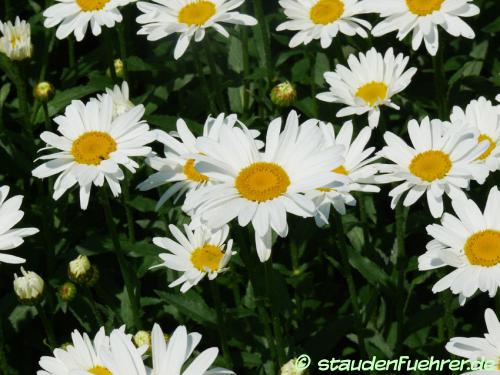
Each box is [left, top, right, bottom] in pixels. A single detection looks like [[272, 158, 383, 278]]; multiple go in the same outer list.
[[97, 81, 134, 120], [43, 0, 129, 41], [419, 186, 500, 305], [0, 186, 39, 264], [151, 224, 234, 293], [136, 0, 257, 59], [32, 94, 155, 210], [450, 97, 500, 172], [276, 0, 371, 49], [377, 117, 489, 218], [446, 308, 500, 372], [365, 0, 479, 56], [138, 114, 261, 210], [101, 323, 234, 374], [306, 121, 380, 226], [38, 326, 142, 374], [0, 17, 32, 61], [183, 110, 346, 262], [316, 47, 417, 128]]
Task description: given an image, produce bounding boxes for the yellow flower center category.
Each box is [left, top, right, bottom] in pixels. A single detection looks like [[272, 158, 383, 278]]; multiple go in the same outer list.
[[88, 366, 112, 375], [477, 134, 496, 161], [235, 162, 290, 202], [406, 0, 444, 16], [76, 0, 110, 11], [310, 0, 345, 25], [10, 36, 20, 48], [183, 159, 209, 183], [178, 1, 216, 26], [71, 131, 117, 165], [355, 82, 388, 106], [409, 150, 451, 182], [464, 230, 500, 267], [333, 165, 348, 175], [190, 244, 224, 272]]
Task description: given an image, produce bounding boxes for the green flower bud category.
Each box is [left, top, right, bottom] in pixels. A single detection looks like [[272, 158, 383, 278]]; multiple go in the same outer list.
[[133, 330, 151, 350], [34, 81, 55, 102], [270, 81, 297, 107], [85, 265, 100, 287], [106, 58, 125, 79], [58, 282, 77, 302], [68, 255, 93, 285]]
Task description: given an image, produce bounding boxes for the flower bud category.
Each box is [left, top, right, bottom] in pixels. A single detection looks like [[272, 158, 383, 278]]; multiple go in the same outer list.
[[107, 58, 125, 79], [60, 342, 73, 350], [85, 265, 100, 287], [133, 330, 151, 349], [59, 282, 77, 302], [13, 268, 44, 305], [280, 358, 309, 375], [68, 255, 93, 284], [34, 81, 55, 102], [270, 81, 297, 108]]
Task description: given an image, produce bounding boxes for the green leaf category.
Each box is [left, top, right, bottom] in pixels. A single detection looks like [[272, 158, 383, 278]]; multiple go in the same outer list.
[[155, 290, 217, 326]]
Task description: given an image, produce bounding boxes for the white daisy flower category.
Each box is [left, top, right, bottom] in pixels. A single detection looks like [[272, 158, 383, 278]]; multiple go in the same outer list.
[[449, 97, 500, 172], [0, 186, 39, 264], [32, 94, 155, 210], [183, 110, 346, 262], [276, 0, 371, 49], [38, 326, 141, 375], [376, 117, 489, 218], [136, 0, 258, 60], [316, 47, 417, 128], [138, 113, 261, 210], [419, 186, 500, 305], [101, 323, 234, 375], [0, 17, 32, 61], [306, 121, 380, 226], [446, 308, 500, 372], [365, 0, 480, 56], [43, 0, 129, 41], [152, 224, 234, 293], [97, 81, 134, 120]]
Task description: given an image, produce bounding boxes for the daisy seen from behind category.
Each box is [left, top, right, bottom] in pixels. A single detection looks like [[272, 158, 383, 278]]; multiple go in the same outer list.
[[151, 224, 234, 293], [101, 323, 234, 374], [32, 94, 155, 210], [97, 81, 135, 120], [183, 110, 347, 262], [306, 121, 380, 226], [316, 47, 417, 128], [0, 17, 32, 61], [450, 96, 500, 172], [136, 0, 257, 59], [43, 0, 129, 41], [276, 0, 371, 49], [364, 0, 479, 56], [446, 308, 500, 372], [419, 186, 500, 305], [0, 186, 39, 264], [377, 116, 489, 218]]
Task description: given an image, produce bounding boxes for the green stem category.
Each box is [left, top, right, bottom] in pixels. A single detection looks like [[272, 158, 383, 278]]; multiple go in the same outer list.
[[84, 287, 105, 328], [240, 23, 250, 111], [42, 101, 51, 130], [395, 202, 408, 354], [35, 303, 57, 349], [357, 193, 371, 250], [432, 45, 448, 119], [100, 189, 141, 329], [333, 211, 368, 358], [1, 60, 30, 126], [193, 48, 218, 114], [210, 282, 233, 368], [104, 31, 117, 82], [252, 0, 273, 83], [202, 41, 227, 113], [116, 23, 129, 81], [122, 175, 136, 243], [68, 36, 76, 69]]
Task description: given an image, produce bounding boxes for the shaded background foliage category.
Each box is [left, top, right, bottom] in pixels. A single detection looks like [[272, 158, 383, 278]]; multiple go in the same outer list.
[[0, 0, 499, 373]]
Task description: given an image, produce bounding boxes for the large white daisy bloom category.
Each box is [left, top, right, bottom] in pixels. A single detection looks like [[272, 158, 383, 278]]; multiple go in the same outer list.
[[446, 308, 500, 372], [136, 0, 257, 60], [38, 326, 141, 375], [101, 323, 233, 375], [183, 110, 346, 262], [0, 17, 32, 61], [152, 224, 234, 293], [306, 121, 380, 226], [97, 81, 134, 120], [316, 47, 417, 128], [138, 114, 260, 210], [0, 186, 39, 264], [449, 97, 500, 173], [419, 187, 500, 305], [364, 0, 479, 56], [276, 0, 371, 49], [43, 0, 129, 41], [32, 94, 155, 210], [376, 117, 489, 218]]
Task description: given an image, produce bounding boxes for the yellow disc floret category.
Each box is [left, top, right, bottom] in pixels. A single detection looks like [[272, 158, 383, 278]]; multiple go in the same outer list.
[[71, 131, 117, 165], [190, 244, 224, 272], [235, 162, 290, 202], [310, 0, 345, 25], [464, 230, 500, 267], [178, 1, 216, 26], [409, 150, 452, 182]]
